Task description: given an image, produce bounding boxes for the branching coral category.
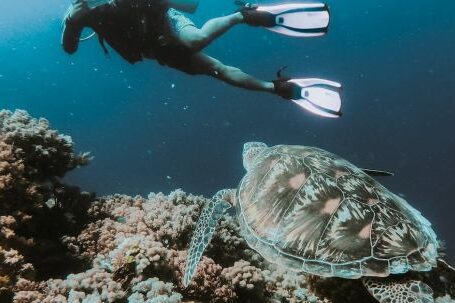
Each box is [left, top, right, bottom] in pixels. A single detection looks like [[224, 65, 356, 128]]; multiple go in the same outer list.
[[0, 110, 93, 301], [0, 110, 91, 180], [128, 278, 182, 303], [0, 247, 35, 294]]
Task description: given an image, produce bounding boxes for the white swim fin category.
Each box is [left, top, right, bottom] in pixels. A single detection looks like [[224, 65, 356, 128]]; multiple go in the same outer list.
[[288, 78, 342, 118], [240, 2, 330, 37]]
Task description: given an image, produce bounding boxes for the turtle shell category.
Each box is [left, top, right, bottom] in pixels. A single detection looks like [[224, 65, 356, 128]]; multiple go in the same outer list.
[[236, 145, 439, 279]]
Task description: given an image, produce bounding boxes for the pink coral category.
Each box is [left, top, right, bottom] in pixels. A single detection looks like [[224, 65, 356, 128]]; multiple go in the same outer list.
[[0, 110, 93, 300], [0, 248, 35, 294], [11, 279, 44, 303], [0, 110, 91, 179], [222, 260, 264, 290]]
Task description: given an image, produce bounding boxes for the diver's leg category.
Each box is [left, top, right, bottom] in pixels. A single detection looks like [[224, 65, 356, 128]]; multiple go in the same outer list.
[[177, 13, 244, 52], [185, 53, 275, 92]]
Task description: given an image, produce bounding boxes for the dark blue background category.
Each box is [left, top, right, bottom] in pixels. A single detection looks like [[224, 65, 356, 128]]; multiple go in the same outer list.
[[1, 0, 454, 262]]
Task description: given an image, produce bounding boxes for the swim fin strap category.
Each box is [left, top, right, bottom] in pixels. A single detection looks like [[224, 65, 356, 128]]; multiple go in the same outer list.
[[289, 78, 342, 118], [257, 3, 330, 37]]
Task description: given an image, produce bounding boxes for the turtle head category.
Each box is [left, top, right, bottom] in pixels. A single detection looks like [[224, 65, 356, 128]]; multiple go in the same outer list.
[[243, 142, 267, 171]]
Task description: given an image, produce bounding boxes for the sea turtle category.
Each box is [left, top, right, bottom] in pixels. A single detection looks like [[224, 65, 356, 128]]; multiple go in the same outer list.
[[183, 142, 443, 303]]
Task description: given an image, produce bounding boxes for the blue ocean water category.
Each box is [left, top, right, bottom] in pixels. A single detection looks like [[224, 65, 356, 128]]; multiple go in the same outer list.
[[0, 0, 454, 263]]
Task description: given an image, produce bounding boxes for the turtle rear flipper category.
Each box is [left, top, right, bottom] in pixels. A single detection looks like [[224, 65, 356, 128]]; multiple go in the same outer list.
[[362, 277, 434, 303], [183, 189, 233, 287]]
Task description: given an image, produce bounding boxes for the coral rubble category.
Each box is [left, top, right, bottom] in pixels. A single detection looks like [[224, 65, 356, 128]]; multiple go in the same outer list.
[[1, 110, 454, 303]]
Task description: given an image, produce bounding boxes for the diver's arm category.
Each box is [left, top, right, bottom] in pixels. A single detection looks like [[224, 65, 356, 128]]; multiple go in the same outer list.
[[62, 1, 108, 54], [62, 2, 91, 54]]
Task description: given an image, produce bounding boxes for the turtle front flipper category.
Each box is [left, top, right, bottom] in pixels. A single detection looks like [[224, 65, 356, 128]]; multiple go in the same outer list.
[[183, 189, 234, 287], [362, 277, 434, 303]]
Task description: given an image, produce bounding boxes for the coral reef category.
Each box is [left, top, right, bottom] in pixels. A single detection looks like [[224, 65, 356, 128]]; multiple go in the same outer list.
[[0, 110, 93, 301], [1, 110, 454, 303], [0, 110, 90, 180], [13, 192, 323, 302]]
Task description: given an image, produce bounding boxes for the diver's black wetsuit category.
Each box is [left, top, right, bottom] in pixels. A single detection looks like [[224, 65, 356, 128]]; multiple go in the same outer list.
[[63, 0, 194, 69]]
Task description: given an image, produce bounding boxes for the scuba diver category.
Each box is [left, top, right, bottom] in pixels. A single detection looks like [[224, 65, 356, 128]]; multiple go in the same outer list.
[[62, 0, 342, 117]]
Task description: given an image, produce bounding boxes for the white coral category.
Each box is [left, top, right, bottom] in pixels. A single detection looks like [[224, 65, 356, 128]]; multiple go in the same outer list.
[[436, 295, 455, 303], [127, 278, 182, 303]]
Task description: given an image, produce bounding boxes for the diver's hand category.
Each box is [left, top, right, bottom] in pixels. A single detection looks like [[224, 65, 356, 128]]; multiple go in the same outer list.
[[66, 2, 91, 23]]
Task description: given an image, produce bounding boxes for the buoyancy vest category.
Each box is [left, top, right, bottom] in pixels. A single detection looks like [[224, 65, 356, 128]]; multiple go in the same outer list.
[[87, 0, 168, 64]]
